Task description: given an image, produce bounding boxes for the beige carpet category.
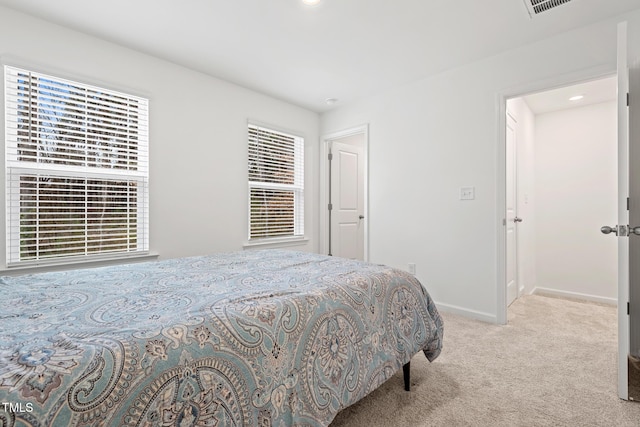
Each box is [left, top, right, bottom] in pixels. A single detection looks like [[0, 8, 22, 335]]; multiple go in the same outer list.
[[330, 295, 640, 426]]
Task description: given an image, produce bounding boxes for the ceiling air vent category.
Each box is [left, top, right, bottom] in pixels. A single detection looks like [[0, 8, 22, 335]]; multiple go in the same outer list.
[[523, 0, 573, 17]]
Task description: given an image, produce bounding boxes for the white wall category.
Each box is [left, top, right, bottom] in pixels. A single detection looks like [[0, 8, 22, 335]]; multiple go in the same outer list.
[[534, 101, 618, 304], [0, 6, 320, 270], [507, 97, 537, 297], [321, 10, 640, 322]]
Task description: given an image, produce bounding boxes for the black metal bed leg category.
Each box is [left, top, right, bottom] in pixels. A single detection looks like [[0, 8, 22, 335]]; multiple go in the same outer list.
[[403, 361, 411, 391]]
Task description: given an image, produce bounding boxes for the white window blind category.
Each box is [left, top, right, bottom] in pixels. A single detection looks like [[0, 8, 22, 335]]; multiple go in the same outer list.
[[4, 66, 149, 265], [248, 123, 304, 240]]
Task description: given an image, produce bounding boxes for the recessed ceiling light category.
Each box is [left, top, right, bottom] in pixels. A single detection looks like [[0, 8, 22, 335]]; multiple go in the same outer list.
[[569, 95, 584, 101], [302, 0, 321, 5], [325, 98, 338, 105]]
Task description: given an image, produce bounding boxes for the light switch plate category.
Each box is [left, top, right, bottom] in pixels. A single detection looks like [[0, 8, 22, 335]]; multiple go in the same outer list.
[[460, 186, 475, 200]]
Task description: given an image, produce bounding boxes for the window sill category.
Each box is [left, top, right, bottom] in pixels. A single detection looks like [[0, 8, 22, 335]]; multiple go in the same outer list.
[[2, 252, 160, 276], [243, 237, 309, 250]]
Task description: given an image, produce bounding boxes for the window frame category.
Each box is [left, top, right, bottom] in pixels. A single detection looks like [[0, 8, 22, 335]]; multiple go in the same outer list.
[[247, 122, 305, 244], [4, 65, 150, 267]]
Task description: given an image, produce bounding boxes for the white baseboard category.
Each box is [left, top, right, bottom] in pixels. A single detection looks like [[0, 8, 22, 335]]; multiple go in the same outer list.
[[434, 301, 497, 324], [433, 287, 616, 325], [532, 287, 617, 306]]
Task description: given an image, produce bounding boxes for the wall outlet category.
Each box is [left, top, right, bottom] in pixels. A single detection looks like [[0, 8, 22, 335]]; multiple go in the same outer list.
[[408, 263, 416, 275], [460, 186, 475, 200]]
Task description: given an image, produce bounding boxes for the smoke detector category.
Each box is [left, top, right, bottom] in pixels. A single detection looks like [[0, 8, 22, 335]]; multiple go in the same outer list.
[[523, 0, 573, 17]]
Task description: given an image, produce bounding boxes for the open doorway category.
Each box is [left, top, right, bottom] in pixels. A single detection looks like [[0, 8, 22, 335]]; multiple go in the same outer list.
[[504, 76, 618, 309]]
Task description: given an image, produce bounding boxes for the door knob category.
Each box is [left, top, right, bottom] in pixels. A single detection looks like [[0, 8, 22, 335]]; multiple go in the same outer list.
[[513, 217, 523, 223], [601, 225, 633, 236], [359, 215, 365, 220]]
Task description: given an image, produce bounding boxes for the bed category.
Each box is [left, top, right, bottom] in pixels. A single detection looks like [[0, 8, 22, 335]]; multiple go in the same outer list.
[[0, 249, 443, 426]]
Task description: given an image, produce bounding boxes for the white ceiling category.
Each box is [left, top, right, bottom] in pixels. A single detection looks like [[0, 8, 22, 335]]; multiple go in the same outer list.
[[522, 75, 618, 115], [0, 0, 639, 113]]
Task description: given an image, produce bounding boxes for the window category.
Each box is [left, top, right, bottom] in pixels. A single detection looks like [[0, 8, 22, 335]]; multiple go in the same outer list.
[[248, 123, 304, 241], [4, 66, 149, 266]]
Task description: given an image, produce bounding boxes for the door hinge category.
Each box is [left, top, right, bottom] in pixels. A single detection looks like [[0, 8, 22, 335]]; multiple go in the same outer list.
[[328, 153, 333, 161], [328, 203, 333, 211], [628, 302, 630, 315], [628, 93, 630, 107], [629, 197, 631, 211]]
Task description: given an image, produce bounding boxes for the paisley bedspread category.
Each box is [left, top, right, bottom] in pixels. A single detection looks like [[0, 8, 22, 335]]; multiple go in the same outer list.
[[0, 249, 443, 426]]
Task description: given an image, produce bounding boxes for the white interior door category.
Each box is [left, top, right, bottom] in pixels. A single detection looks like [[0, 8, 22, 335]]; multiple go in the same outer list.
[[616, 20, 640, 401], [506, 112, 520, 306], [627, 23, 640, 402], [330, 140, 365, 260], [616, 21, 630, 400]]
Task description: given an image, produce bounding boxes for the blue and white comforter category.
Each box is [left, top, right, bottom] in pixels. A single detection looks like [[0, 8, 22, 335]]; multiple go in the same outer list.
[[0, 250, 443, 426]]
